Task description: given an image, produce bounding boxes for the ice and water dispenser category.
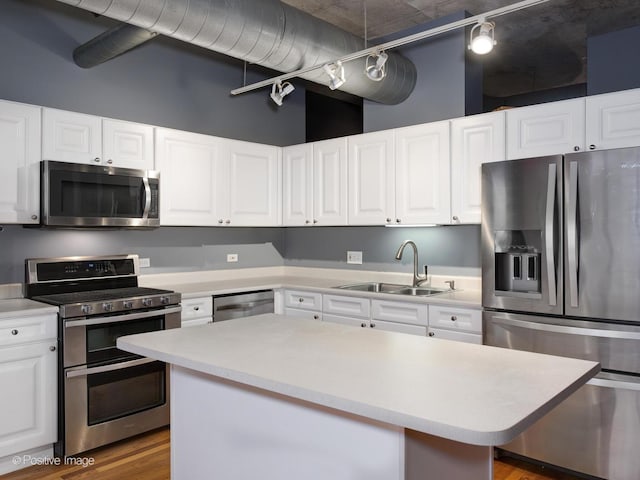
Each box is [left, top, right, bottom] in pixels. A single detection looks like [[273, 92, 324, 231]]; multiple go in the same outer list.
[[494, 230, 541, 296]]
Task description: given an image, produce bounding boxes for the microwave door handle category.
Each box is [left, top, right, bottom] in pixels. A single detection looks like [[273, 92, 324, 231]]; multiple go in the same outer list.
[[545, 162, 557, 306], [567, 161, 579, 307], [142, 177, 151, 219]]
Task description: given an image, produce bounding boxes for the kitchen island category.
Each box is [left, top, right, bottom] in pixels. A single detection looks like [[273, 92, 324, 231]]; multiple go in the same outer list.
[[118, 314, 598, 480]]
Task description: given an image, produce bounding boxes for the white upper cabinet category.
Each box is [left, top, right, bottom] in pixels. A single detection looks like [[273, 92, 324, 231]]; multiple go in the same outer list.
[[348, 130, 395, 225], [313, 138, 348, 226], [395, 121, 451, 225], [155, 128, 226, 226], [506, 98, 586, 159], [585, 88, 640, 151], [451, 111, 506, 224], [43, 108, 154, 169], [0, 100, 41, 224], [282, 144, 314, 226], [224, 139, 281, 226]]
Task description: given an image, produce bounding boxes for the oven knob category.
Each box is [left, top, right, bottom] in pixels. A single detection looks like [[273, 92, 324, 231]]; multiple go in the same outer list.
[[142, 298, 153, 307], [160, 296, 170, 305], [81, 304, 93, 315], [123, 300, 134, 309], [102, 303, 113, 312]]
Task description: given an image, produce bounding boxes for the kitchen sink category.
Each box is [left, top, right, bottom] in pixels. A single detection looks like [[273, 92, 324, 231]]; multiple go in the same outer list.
[[335, 282, 451, 297]]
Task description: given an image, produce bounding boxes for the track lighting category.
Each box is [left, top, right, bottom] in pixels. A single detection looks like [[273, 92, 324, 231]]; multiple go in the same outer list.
[[468, 20, 496, 55], [365, 51, 388, 82], [270, 81, 294, 106], [323, 61, 346, 90]]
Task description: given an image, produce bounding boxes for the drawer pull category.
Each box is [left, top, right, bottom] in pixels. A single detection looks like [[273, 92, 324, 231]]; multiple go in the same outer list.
[[361, 322, 367, 328], [370, 323, 376, 328], [49, 345, 56, 352], [298, 298, 304, 303], [313, 315, 319, 320], [428, 332, 435, 337], [450, 315, 457, 322], [193, 306, 200, 311], [11, 329, 18, 336]]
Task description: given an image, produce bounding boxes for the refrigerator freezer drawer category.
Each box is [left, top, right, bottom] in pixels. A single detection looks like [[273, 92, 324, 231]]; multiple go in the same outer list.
[[500, 372, 640, 480]]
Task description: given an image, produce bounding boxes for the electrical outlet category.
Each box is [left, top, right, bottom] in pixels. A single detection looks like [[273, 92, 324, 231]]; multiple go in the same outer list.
[[347, 251, 363, 265], [139, 257, 151, 268], [227, 253, 238, 263]]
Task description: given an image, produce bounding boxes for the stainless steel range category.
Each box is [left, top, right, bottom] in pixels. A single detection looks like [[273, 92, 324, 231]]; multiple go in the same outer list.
[[25, 254, 181, 457]]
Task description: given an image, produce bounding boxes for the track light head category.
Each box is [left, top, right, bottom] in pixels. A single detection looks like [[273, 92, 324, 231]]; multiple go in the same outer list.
[[468, 20, 496, 55], [270, 81, 295, 106], [365, 51, 388, 82], [323, 61, 346, 90]]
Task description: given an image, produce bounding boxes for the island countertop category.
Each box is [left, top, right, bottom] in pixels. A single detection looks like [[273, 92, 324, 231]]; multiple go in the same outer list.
[[117, 314, 599, 446]]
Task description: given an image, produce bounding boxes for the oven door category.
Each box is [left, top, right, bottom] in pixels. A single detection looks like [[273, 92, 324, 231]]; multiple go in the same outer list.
[[63, 307, 181, 368], [41, 160, 159, 227], [64, 357, 170, 456]]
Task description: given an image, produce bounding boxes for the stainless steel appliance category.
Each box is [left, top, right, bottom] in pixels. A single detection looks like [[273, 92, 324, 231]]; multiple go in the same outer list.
[[213, 290, 274, 322], [25, 254, 180, 457], [41, 160, 160, 228], [482, 147, 640, 480]]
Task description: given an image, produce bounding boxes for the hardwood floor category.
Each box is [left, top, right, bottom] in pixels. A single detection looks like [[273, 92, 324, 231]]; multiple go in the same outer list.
[[1, 428, 585, 480]]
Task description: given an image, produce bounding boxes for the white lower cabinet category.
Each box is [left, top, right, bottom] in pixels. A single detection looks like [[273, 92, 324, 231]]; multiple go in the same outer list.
[[282, 290, 323, 321], [371, 300, 428, 335], [181, 297, 213, 327], [0, 313, 57, 474], [427, 305, 482, 344]]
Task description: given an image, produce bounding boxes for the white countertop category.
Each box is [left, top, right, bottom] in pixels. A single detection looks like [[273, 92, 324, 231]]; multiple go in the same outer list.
[[0, 298, 58, 318], [118, 314, 598, 446]]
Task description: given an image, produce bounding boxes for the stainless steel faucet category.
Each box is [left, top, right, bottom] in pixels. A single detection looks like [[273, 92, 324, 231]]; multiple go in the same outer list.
[[394, 240, 428, 287]]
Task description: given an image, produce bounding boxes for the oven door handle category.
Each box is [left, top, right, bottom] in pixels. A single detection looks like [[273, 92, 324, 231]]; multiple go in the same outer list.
[[65, 306, 182, 328], [65, 357, 157, 378]]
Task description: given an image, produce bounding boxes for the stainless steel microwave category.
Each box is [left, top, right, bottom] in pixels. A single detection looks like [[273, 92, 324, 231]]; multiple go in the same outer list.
[[41, 160, 160, 228]]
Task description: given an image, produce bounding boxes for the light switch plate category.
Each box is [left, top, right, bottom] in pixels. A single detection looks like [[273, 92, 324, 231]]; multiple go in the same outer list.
[[227, 253, 238, 263], [347, 251, 363, 265], [139, 258, 151, 268]]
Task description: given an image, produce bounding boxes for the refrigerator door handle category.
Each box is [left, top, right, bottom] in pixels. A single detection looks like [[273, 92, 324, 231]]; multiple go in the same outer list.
[[588, 376, 640, 392], [545, 163, 557, 306], [567, 161, 579, 307]]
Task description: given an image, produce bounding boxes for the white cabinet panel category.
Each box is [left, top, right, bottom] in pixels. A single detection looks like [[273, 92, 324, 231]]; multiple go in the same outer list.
[[322, 313, 366, 328], [226, 140, 281, 226], [0, 314, 57, 347], [323, 294, 370, 319], [372, 320, 427, 336], [506, 98, 586, 159], [395, 121, 451, 225], [451, 111, 505, 224], [283, 290, 323, 311], [427, 328, 482, 344], [284, 308, 322, 321], [42, 108, 102, 165], [586, 88, 640, 150], [0, 100, 41, 224], [428, 305, 482, 333], [348, 131, 395, 225], [313, 138, 348, 226], [181, 297, 213, 326], [102, 119, 154, 170], [282, 144, 314, 226], [155, 128, 226, 226], [371, 300, 428, 327]]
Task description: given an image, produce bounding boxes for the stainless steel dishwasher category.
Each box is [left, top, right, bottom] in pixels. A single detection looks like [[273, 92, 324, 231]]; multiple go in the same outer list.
[[213, 290, 274, 321]]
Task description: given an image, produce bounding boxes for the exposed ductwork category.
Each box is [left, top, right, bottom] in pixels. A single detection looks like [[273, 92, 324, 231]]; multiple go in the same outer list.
[[57, 0, 417, 104]]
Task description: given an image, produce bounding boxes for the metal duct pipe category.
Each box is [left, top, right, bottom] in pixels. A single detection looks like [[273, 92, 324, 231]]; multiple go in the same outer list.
[[57, 0, 417, 104], [74, 23, 158, 68]]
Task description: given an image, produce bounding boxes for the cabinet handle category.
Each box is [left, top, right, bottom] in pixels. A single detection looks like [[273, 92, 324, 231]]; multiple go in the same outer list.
[[298, 298, 304, 303], [11, 329, 18, 335], [225, 219, 231, 224], [361, 322, 367, 328], [49, 345, 56, 352], [450, 315, 457, 322], [386, 218, 391, 223], [193, 306, 200, 311], [452, 215, 459, 222], [93, 157, 101, 163], [589, 144, 596, 150], [107, 159, 113, 164], [313, 315, 319, 320], [313, 219, 318, 224], [428, 331, 435, 337], [218, 219, 224, 224], [370, 323, 375, 328], [396, 218, 401, 223], [573, 146, 580, 152], [305, 220, 310, 224], [31, 214, 38, 220]]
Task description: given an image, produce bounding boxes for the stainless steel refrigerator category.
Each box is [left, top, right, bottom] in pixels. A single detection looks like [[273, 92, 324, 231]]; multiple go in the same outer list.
[[482, 147, 640, 480]]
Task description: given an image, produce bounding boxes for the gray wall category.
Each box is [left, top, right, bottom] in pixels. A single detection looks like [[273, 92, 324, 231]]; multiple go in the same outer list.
[[588, 25, 640, 95], [363, 12, 480, 132]]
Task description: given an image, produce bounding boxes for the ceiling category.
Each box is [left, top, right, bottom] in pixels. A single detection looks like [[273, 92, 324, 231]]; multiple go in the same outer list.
[[282, 0, 640, 97]]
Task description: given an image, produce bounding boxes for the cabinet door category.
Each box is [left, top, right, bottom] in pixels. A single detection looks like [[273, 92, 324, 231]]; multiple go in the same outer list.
[[372, 320, 426, 336], [226, 140, 281, 226], [42, 108, 102, 164], [586, 88, 640, 150], [0, 341, 57, 458], [506, 98, 586, 159], [395, 121, 450, 225], [451, 111, 505, 224], [323, 294, 370, 319], [428, 305, 482, 334], [283, 290, 323, 311], [155, 128, 226, 226], [427, 327, 482, 344], [0, 100, 41, 224], [283, 144, 313, 226], [313, 138, 348, 226], [322, 313, 366, 328], [347, 131, 395, 225], [371, 300, 428, 327], [102, 119, 154, 170], [181, 297, 213, 326]]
